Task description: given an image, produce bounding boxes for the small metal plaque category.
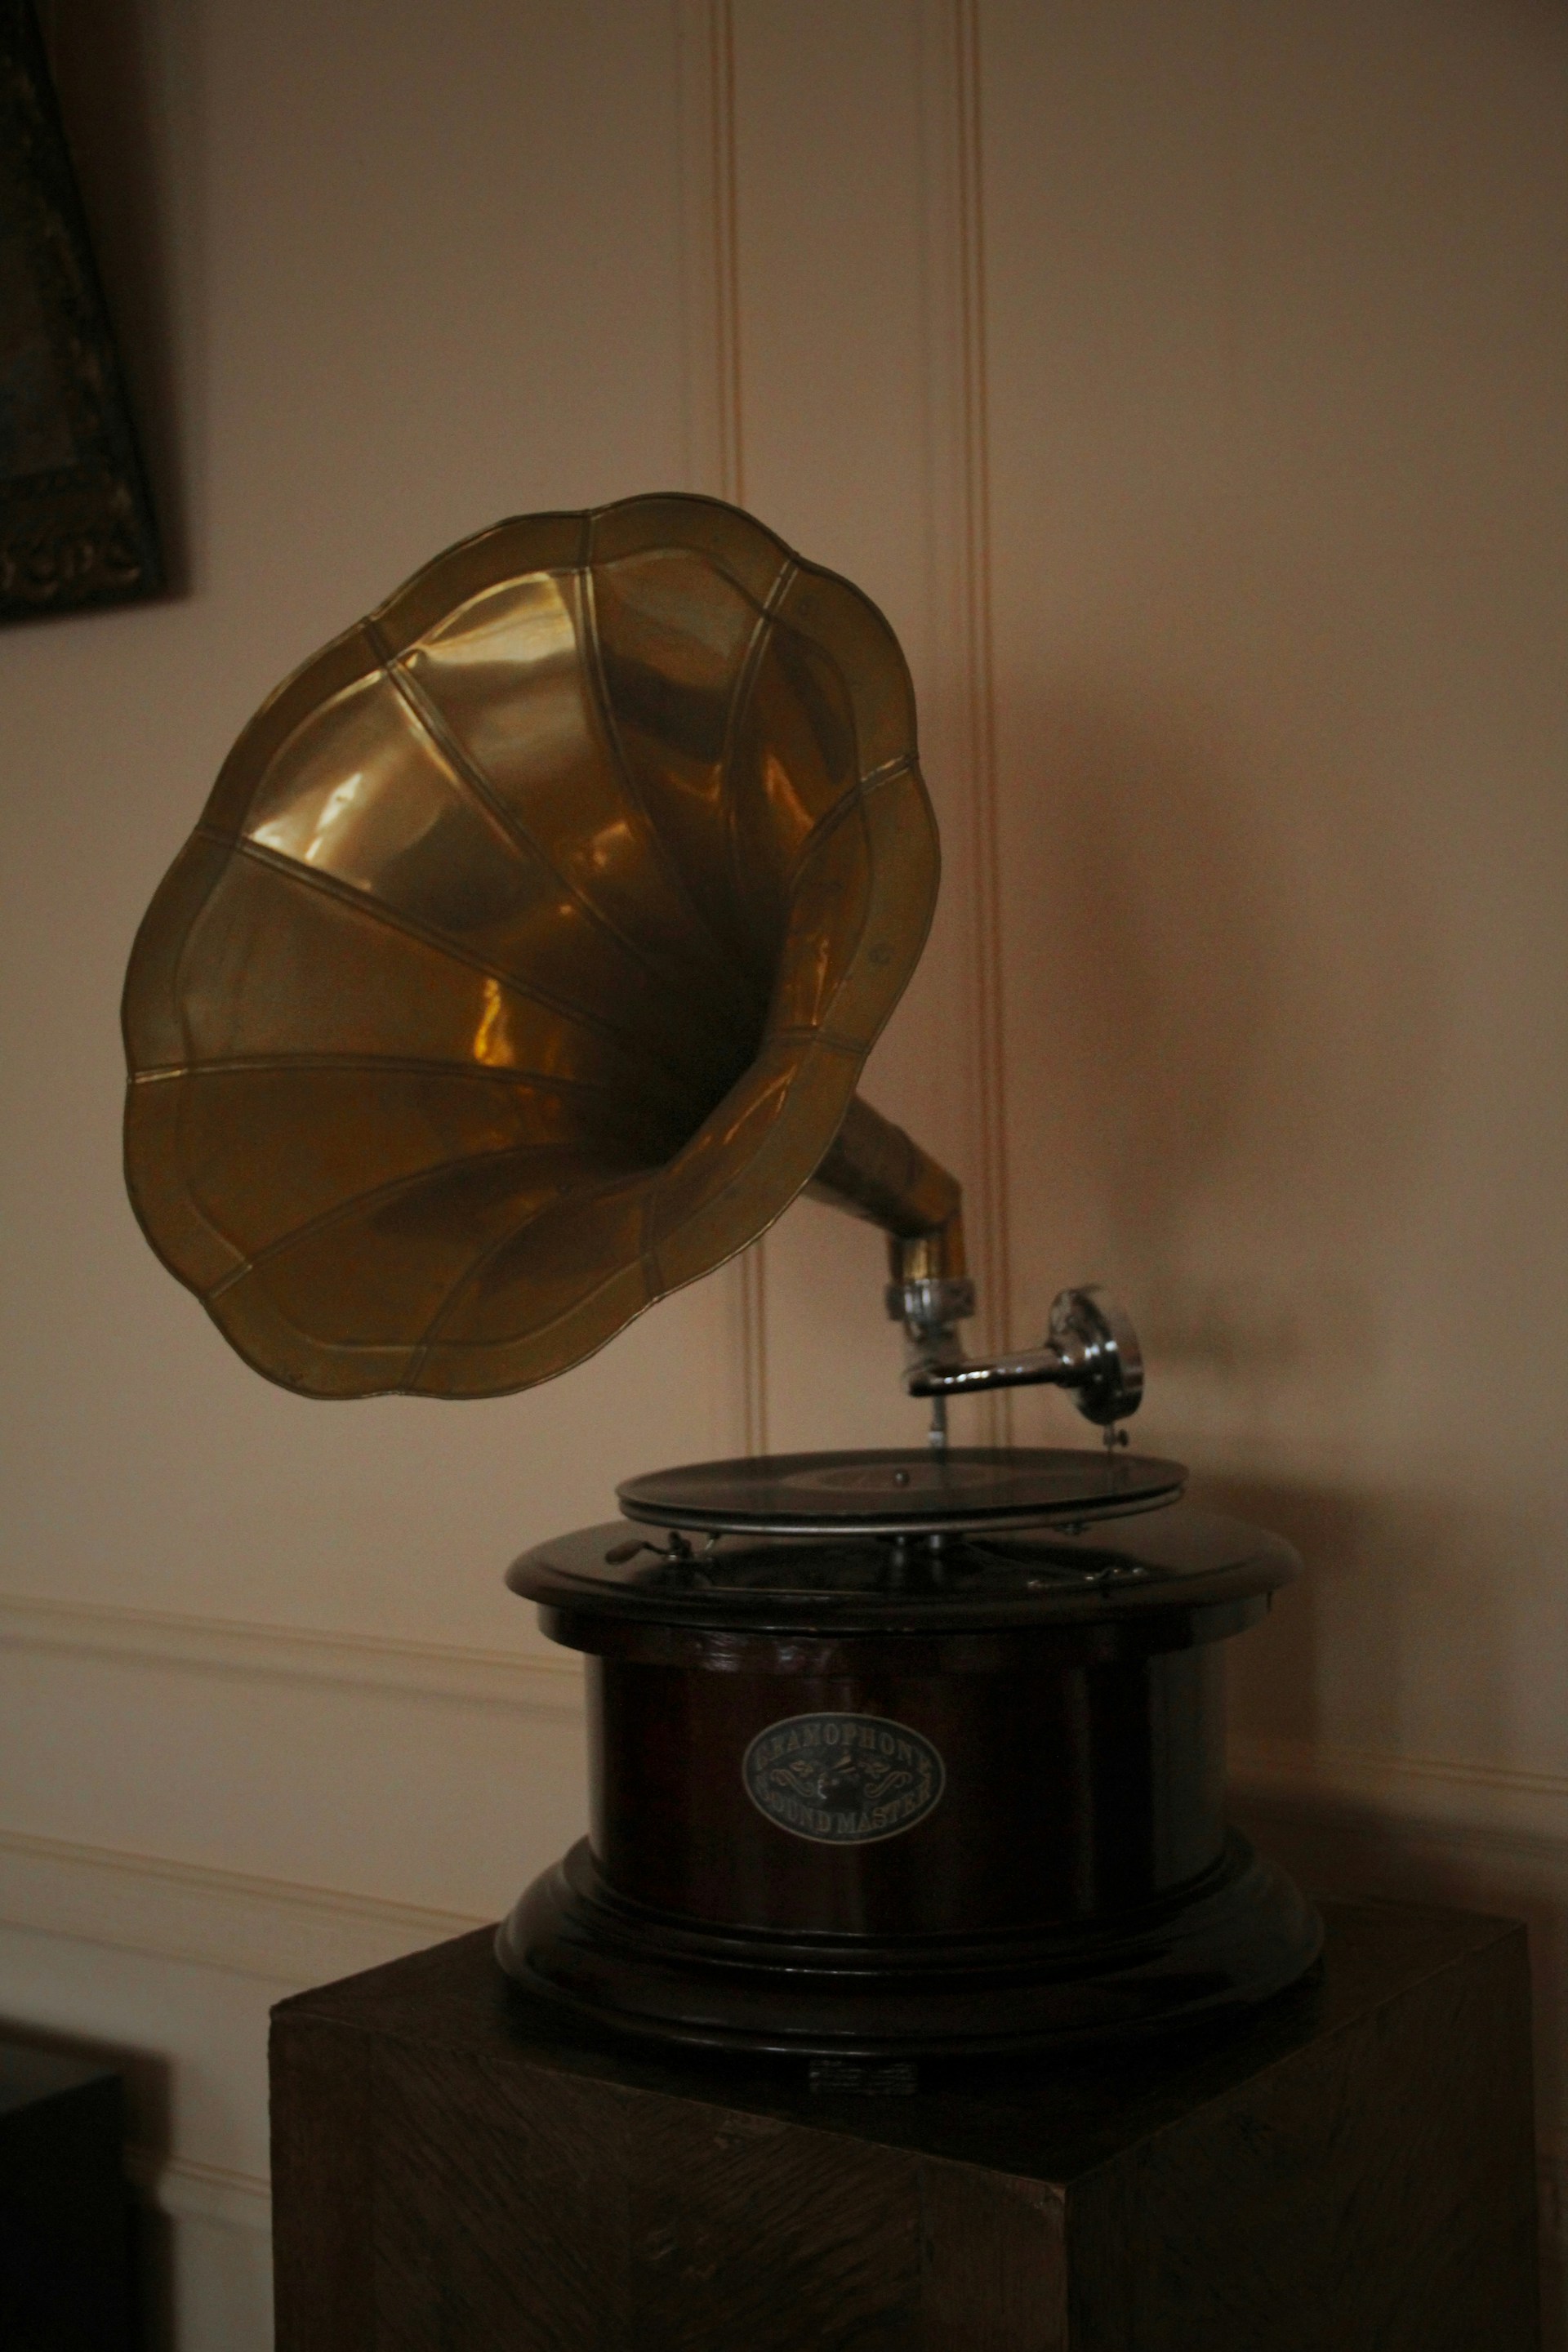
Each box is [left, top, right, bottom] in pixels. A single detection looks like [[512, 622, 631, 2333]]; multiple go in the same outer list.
[[742, 1712, 945, 1846], [808, 2057, 919, 2096]]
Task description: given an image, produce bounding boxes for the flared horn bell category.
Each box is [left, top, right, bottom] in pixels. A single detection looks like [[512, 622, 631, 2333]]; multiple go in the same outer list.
[[122, 493, 961, 1400]]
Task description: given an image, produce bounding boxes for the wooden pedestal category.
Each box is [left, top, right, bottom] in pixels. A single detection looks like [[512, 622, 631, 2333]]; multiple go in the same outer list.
[[271, 1900, 1539, 2351]]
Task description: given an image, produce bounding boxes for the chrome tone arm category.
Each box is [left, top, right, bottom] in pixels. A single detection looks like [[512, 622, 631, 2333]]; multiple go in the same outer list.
[[889, 1283, 1144, 1434], [907, 1346, 1073, 1396]]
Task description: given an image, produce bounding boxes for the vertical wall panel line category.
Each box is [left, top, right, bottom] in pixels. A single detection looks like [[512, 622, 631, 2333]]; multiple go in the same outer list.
[[711, 0, 746, 510], [957, 0, 1011, 1383], [677, 0, 768, 1454], [928, 0, 1013, 1441]]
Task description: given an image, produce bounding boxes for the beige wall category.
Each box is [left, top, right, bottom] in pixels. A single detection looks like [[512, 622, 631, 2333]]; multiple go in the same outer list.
[[2, 1, 1564, 2339]]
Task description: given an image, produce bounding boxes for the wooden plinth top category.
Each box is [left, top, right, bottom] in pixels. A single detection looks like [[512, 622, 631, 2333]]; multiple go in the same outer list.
[[508, 1501, 1300, 1644], [274, 1898, 1517, 2188]]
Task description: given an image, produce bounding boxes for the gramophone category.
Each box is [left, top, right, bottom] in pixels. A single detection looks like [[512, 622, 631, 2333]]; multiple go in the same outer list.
[[122, 492, 1320, 2060]]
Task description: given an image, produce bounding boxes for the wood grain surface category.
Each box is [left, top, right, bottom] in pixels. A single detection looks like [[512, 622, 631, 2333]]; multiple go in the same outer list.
[[1066, 1928, 1539, 2350], [271, 1900, 1539, 2350]]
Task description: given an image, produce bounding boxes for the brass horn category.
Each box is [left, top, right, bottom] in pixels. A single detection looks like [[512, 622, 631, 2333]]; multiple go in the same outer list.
[[122, 494, 968, 1401]]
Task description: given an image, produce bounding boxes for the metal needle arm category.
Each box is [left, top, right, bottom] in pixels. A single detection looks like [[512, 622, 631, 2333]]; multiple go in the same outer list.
[[892, 1285, 1144, 1432], [907, 1344, 1076, 1397]]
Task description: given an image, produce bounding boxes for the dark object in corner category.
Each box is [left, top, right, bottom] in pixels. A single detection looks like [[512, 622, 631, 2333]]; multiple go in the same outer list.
[[0, 2040, 132, 2352], [271, 1900, 1540, 2350], [0, 0, 161, 623]]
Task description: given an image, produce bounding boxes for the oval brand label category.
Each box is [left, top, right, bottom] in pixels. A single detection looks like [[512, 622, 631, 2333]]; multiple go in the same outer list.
[[742, 1713, 946, 1846]]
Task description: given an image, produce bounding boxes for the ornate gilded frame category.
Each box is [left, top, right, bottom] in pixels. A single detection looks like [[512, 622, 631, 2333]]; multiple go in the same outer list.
[[0, 0, 161, 621]]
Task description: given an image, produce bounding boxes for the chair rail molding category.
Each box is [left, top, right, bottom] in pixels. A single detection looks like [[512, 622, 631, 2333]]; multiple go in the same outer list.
[[0, 1590, 583, 1715]]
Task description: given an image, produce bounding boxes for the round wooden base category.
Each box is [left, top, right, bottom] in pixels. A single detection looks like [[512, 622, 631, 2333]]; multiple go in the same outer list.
[[497, 1831, 1322, 2058], [501, 1497, 1322, 2057]]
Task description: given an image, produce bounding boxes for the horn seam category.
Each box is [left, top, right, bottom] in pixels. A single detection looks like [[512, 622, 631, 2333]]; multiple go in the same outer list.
[[764, 782, 877, 1038], [366, 511, 588, 629], [126, 1053, 681, 1117], [638, 1182, 666, 1304], [402, 1169, 651, 1390], [221, 834, 726, 1111], [718, 556, 799, 975], [767, 758, 896, 898], [132, 1055, 682, 1166], [760, 1029, 862, 1057], [368, 497, 800, 656], [404, 1243, 650, 1383], [207, 1143, 649, 1303], [151, 828, 252, 1104], [577, 526, 768, 1022], [774, 764, 942, 1045], [365, 617, 755, 1058], [643, 1040, 860, 1261], [709, 727, 917, 964]]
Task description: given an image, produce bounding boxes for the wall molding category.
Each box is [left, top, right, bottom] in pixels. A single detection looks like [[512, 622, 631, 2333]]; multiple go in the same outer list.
[[0, 1822, 488, 1986], [1230, 1733, 1568, 1856], [8, 1591, 1567, 2263], [11, 1588, 1568, 1853], [676, 0, 743, 510], [0, 1589, 583, 1715], [3, 1724, 1566, 2263], [127, 2142, 272, 2238]]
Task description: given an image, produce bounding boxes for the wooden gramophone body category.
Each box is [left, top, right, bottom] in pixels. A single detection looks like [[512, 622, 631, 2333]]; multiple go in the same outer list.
[[121, 493, 1321, 2060], [497, 1473, 1320, 2058]]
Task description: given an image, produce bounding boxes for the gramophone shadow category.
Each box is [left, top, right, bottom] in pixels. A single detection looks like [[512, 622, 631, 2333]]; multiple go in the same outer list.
[[1188, 1474, 1451, 1762], [1192, 1471, 1564, 2181], [998, 666, 1443, 1371], [1199, 1467, 1544, 1896], [997, 666, 1474, 1748], [997, 669, 1557, 2123]]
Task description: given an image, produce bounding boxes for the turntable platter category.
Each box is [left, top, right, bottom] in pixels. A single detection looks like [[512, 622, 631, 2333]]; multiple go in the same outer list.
[[617, 1446, 1185, 1536]]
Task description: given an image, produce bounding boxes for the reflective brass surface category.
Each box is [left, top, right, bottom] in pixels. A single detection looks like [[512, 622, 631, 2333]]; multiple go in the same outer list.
[[122, 494, 952, 1398], [806, 1096, 964, 1279]]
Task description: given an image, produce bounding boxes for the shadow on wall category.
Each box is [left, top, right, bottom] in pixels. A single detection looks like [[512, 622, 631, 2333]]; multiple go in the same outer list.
[[0, 2015, 175, 2351], [1205, 1469, 1568, 2184], [1196, 1473, 1534, 1767], [1204, 1469, 1567, 2351], [1001, 670, 1445, 1406], [991, 659, 1567, 2005]]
